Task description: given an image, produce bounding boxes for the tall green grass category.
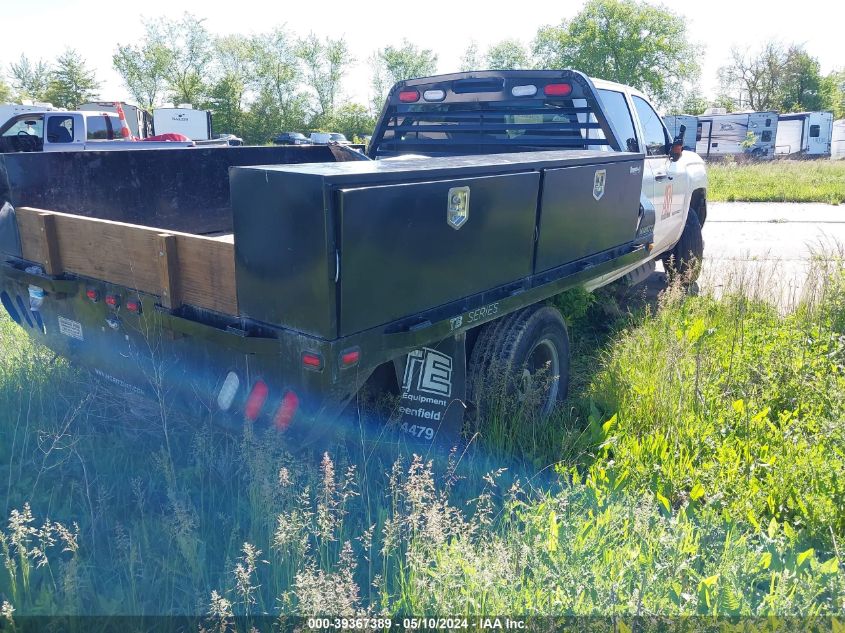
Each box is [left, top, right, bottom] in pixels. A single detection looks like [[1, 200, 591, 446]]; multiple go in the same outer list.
[[708, 160, 845, 205], [1, 263, 844, 626]]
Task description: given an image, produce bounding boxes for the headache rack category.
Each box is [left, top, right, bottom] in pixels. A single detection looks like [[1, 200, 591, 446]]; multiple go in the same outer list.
[[369, 69, 625, 158]]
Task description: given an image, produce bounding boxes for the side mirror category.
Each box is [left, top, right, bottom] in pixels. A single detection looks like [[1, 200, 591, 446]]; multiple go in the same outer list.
[[669, 123, 685, 161], [670, 139, 684, 161]]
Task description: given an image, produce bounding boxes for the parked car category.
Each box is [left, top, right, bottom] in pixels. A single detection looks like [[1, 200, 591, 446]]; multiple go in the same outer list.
[[310, 132, 350, 145], [273, 132, 311, 145]]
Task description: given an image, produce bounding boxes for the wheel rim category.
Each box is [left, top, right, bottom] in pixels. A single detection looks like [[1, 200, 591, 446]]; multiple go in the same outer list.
[[518, 338, 560, 417]]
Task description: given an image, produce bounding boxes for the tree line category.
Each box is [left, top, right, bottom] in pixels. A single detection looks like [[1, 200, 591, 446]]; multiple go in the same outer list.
[[1, 0, 842, 145]]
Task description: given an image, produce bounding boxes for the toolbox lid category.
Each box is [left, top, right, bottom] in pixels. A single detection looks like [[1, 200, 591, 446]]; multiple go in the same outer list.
[[233, 149, 643, 184]]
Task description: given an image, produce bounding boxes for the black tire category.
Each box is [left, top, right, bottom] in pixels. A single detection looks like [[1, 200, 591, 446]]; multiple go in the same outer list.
[[467, 305, 570, 423], [662, 208, 704, 283]]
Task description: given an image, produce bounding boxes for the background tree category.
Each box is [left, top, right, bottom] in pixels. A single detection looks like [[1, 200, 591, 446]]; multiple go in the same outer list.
[[331, 103, 376, 140], [206, 35, 252, 137], [820, 70, 845, 119], [370, 40, 437, 111], [161, 14, 212, 106], [717, 43, 783, 111], [297, 34, 353, 123], [8, 55, 51, 102], [0, 66, 12, 102], [113, 35, 172, 109], [44, 49, 100, 108], [666, 93, 709, 115], [717, 43, 827, 113], [710, 94, 738, 112], [484, 39, 531, 70], [459, 41, 482, 72], [532, 0, 701, 107], [778, 47, 824, 111], [248, 28, 309, 142]]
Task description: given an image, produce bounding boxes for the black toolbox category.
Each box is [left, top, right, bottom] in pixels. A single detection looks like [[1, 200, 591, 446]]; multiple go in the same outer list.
[[231, 150, 643, 339]]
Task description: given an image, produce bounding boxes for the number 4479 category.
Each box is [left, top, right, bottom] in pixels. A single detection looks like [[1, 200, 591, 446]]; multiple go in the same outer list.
[[400, 423, 434, 440]]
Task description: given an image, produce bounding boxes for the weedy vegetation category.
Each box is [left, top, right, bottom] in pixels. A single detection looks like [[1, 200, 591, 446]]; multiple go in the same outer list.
[[0, 258, 844, 630], [708, 160, 845, 205]]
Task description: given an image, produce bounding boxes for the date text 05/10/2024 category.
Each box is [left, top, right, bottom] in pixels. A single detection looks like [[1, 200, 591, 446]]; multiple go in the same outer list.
[[305, 616, 526, 630]]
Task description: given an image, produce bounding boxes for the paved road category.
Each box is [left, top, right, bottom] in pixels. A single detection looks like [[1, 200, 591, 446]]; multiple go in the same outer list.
[[692, 202, 844, 306]]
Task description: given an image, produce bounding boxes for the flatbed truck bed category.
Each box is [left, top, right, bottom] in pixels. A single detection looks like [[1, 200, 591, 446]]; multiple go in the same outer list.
[[0, 69, 707, 443]]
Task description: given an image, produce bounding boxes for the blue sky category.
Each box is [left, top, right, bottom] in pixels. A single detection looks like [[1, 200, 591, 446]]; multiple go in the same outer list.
[[1, 0, 842, 107]]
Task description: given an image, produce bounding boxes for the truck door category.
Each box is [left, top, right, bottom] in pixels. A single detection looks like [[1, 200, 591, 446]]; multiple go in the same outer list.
[[43, 114, 82, 151], [631, 95, 689, 255]]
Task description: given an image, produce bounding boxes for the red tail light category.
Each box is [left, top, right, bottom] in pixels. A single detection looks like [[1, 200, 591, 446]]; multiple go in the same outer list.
[[273, 391, 299, 430], [126, 299, 142, 314], [302, 352, 323, 371], [86, 289, 99, 302], [341, 348, 360, 367], [398, 89, 420, 103], [105, 294, 120, 308], [544, 83, 573, 97], [244, 380, 269, 421]]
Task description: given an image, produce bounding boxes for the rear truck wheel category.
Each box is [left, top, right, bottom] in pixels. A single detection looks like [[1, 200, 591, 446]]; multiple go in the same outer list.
[[467, 305, 570, 425], [662, 208, 704, 284]]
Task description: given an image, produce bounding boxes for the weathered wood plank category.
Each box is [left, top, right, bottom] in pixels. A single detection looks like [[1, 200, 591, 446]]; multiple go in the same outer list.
[[156, 234, 181, 310], [36, 212, 63, 276], [16, 206, 237, 315]]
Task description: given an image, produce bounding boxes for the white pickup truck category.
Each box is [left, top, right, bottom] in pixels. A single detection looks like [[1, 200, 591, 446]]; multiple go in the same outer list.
[[0, 70, 709, 441], [0, 110, 195, 153]]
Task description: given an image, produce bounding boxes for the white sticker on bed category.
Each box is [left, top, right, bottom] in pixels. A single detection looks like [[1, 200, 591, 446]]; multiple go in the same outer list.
[[58, 316, 83, 341]]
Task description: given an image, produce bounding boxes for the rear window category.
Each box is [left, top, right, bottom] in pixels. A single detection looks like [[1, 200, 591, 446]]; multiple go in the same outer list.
[[87, 115, 129, 140], [597, 89, 638, 152], [810, 125, 820, 138], [87, 115, 111, 140]]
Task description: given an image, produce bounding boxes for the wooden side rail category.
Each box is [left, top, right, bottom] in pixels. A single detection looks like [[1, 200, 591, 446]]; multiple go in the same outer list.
[[15, 206, 237, 315]]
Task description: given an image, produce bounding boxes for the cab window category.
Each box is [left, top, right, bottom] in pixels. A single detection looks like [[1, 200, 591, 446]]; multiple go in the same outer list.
[[2, 116, 43, 138], [87, 115, 111, 140], [597, 89, 639, 153], [632, 96, 670, 156], [46, 116, 75, 143]]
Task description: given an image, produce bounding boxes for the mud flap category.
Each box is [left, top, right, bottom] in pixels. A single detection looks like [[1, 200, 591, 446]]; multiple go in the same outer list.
[[392, 333, 466, 444]]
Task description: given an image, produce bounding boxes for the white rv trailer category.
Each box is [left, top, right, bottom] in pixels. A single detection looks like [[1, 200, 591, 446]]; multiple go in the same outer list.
[[78, 102, 153, 139], [832, 119, 845, 160], [774, 111, 833, 157], [0, 101, 61, 128], [696, 111, 779, 159], [152, 106, 213, 141], [663, 115, 698, 151]]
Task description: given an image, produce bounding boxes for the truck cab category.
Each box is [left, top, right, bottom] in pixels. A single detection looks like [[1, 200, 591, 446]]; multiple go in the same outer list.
[[0, 110, 195, 153], [0, 111, 123, 152], [590, 78, 707, 259]]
